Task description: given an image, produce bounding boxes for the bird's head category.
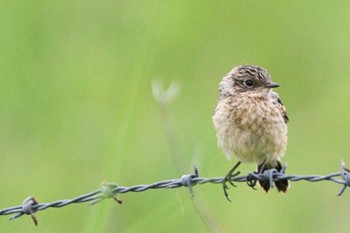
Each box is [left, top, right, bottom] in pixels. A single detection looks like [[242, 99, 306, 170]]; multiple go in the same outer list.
[[219, 65, 279, 98]]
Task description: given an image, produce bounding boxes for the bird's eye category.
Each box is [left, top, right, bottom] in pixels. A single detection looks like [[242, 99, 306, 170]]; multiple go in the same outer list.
[[244, 80, 254, 87]]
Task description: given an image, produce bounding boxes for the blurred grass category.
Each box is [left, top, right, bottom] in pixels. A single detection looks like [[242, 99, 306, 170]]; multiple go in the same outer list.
[[1, 0, 350, 232]]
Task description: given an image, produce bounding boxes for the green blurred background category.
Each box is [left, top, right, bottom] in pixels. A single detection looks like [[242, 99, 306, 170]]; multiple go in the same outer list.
[[1, 0, 350, 232]]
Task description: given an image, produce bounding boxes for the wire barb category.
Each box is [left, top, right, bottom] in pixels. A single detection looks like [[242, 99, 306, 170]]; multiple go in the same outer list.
[[9, 196, 38, 226], [90, 182, 122, 205], [338, 161, 350, 196], [1, 161, 349, 225], [177, 165, 199, 196]]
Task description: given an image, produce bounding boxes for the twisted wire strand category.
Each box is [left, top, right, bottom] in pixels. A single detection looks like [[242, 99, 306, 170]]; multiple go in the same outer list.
[[1, 161, 350, 225]]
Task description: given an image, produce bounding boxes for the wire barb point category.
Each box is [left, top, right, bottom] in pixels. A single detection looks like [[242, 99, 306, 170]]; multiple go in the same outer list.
[[338, 161, 350, 196]]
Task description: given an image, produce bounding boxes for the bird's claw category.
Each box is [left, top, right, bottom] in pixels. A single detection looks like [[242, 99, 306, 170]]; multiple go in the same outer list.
[[246, 159, 267, 190], [222, 161, 241, 202], [246, 173, 258, 190]]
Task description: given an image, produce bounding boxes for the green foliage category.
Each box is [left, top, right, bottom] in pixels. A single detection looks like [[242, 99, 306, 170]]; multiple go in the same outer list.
[[1, 1, 350, 232]]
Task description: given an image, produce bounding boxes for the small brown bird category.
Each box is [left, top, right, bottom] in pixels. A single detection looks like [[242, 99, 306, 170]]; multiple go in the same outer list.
[[213, 65, 289, 193]]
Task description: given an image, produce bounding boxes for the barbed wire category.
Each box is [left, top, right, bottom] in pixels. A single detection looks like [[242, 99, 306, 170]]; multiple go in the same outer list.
[[1, 161, 350, 226]]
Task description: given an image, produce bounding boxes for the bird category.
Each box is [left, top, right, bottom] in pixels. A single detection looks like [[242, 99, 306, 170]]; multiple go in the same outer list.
[[212, 65, 289, 195]]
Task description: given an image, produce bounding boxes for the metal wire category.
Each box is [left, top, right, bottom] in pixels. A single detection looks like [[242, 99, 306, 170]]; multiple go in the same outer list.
[[1, 161, 350, 226]]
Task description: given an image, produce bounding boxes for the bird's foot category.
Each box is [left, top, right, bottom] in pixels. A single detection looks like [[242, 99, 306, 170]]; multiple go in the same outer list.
[[246, 159, 275, 191], [246, 173, 258, 190], [222, 161, 241, 202]]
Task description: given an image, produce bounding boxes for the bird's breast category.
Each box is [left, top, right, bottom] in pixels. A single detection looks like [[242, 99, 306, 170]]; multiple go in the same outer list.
[[213, 95, 287, 163]]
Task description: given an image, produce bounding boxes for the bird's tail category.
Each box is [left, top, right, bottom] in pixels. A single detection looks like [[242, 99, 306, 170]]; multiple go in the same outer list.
[[258, 160, 289, 193]]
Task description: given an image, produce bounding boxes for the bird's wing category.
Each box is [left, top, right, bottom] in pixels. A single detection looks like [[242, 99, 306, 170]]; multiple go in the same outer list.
[[271, 92, 289, 123]]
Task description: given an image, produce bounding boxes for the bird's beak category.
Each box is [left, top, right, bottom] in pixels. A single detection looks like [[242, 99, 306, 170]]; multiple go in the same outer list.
[[266, 82, 280, 88]]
